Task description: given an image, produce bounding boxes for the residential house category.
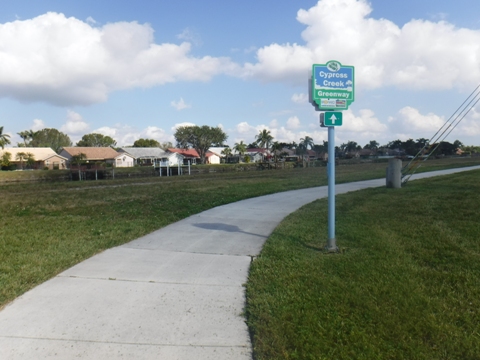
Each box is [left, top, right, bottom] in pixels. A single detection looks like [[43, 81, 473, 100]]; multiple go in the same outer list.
[[60, 147, 134, 168], [275, 148, 299, 162], [117, 147, 183, 167], [168, 148, 201, 165], [245, 148, 270, 162], [304, 149, 318, 161], [206, 148, 226, 164], [0, 147, 68, 170]]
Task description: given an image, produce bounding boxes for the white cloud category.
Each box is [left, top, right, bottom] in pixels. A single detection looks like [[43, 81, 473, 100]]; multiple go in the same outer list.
[[230, 121, 320, 146], [32, 119, 45, 131], [269, 119, 279, 128], [240, 0, 480, 91], [177, 27, 202, 46], [455, 107, 480, 138], [171, 97, 191, 110], [94, 126, 118, 138], [235, 121, 258, 135], [386, 105, 480, 143], [90, 124, 174, 147], [244, 46, 257, 54], [385, 106, 445, 143], [60, 110, 90, 134], [86, 16, 96, 25], [286, 116, 301, 129], [0, 12, 237, 106], [334, 108, 389, 146], [291, 93, 308, 104]]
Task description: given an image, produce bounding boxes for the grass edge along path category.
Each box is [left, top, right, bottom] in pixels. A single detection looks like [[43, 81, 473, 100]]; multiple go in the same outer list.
[[246, 170, 480, 360]]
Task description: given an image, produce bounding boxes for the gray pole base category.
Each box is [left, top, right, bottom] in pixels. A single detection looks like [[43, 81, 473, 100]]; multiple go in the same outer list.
[[325, 238, 339, 253], [386, 158, 402, 188]]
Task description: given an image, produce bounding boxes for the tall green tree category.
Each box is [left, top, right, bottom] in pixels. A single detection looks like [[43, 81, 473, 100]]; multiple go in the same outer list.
[[0, 126, 11, 149], [221, 147, 232, 163], [15, 152, 27, 170], [453, 140, 463, 150], [300, 136, 314, 150], [25, 153, 35, 169], [1, 151, 12, 168], [255, 129, 274, 150], [17, 130, 39, 147], [133, 138, 160, 147], [70, 153, 87, 180], [233, 141, 247, 159], [270, 141, 283, 162], [76, 133, 117, 147], [17, 131, 30, 146], [159, 141, 173, 150], [402, 139, 417, 156], [174, 125, 228, 164], [387, 139, 403, 150], [364, 140, 379, 150], [30, 128, 72, 153]]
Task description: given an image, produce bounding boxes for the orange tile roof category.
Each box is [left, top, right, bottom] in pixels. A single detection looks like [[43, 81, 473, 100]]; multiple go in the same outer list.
[[61, 147, 119, 160], [168, 148, 200, 157]]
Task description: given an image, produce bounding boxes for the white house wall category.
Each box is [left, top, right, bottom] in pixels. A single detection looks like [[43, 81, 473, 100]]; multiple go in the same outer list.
[[115, 155, 135, 167], [207, 154, 221, 164]]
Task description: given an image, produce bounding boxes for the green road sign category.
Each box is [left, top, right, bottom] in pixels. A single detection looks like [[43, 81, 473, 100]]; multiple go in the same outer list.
[[312, 60, 355, 110], [324, 111, 343, 126]]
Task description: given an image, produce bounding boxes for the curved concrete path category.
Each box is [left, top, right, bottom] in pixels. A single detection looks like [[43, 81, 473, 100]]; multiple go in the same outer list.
[[1, 166, 479, 359]]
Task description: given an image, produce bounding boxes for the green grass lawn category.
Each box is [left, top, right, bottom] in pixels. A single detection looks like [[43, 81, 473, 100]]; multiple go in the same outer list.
[[246, 170, 480, 360], [2, 165, 341, 309]]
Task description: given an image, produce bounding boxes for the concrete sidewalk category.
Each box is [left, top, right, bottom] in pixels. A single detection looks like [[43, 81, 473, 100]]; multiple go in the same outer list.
[[1, 166, 479, 359]]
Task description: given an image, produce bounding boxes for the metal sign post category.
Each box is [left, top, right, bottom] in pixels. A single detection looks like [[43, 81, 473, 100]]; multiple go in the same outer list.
[[326, 125, 337, 251], [311, 60, 355, 252]]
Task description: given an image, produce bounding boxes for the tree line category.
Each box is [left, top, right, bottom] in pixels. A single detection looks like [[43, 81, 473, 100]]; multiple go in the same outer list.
[[1, 125, 479, 166]]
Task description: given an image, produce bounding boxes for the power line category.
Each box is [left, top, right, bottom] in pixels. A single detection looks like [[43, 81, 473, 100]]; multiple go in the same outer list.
[[402, 84, 480, 183]]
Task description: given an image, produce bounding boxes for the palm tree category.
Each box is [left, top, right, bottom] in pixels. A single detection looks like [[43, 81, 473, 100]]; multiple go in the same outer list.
[[25, 153, 35, 169], [300, 136, 314, 150], [255, 129, 273, 161], [18, 131, 29, 146], [71, 153, 87, 180], [27, 130, 38, 144], [221, 147, 232, 163], [233, 141, 247, 161], [0, 126, 11, 149], [299, 136, 314, 160], [346, 141, 358, 153], [15, 152, 27, 170], [270, 141, 282, 163]]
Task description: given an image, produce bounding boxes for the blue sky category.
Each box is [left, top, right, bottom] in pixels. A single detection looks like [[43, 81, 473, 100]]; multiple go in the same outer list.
[[1, 0, 480, 148]]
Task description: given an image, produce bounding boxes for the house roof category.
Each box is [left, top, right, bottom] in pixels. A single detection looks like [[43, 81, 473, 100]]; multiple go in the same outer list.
[[168, 148, 200, 158], [61, 147, 119, 160], [205, 151, 218, 158], [208, 147, 227, 157], [118, 147, 177, 159], [274, 147, 295, 156], [0, 147, 68, 161], [245, 148, 270, 154]]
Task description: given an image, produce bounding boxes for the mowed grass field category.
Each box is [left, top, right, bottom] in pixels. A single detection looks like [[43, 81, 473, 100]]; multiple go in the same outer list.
[[2, 165, 338, 309], [1, 156, 480, 352], [246, 169, 480, 360]]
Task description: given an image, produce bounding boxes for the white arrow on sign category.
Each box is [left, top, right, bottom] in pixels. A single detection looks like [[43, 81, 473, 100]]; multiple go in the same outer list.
[[329, 114, 337, 124]]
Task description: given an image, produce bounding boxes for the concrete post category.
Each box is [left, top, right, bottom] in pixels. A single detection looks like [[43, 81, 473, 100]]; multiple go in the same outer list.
[[386, 158, 402, 188]]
